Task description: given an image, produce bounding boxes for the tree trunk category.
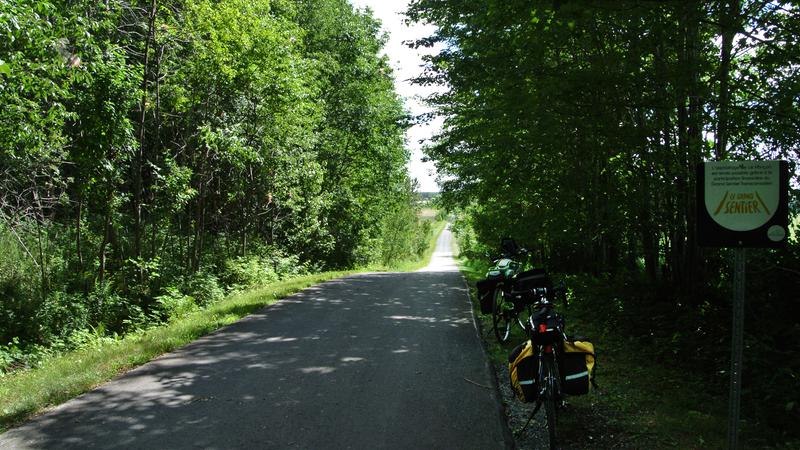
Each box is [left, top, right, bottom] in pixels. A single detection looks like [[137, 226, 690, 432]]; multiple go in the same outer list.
[[76, 194, 84, 272], [98, 200, 112, 284], [674, 7, 692, 289], [133, 0, 158, 282], [76, 194, 88, 293], [685, 3, 704, 299], [653, 37, 673, 284], [31, 188, 49, 299], [192, 181, 205, 273], [150, 43, 164, 261]]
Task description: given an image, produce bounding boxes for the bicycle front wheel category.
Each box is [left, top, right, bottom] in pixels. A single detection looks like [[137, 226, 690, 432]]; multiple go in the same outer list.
[[492, 288, 512, 343]]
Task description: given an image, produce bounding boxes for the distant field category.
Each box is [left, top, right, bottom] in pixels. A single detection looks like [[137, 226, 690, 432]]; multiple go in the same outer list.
[[418, 208, 437, 220]]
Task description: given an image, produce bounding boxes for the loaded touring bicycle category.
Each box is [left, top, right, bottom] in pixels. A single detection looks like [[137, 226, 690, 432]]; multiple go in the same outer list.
[[476, 241, 596, 449]]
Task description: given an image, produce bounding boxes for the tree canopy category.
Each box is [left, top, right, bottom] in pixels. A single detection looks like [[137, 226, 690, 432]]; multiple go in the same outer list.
[[409, 0, 798, 278]]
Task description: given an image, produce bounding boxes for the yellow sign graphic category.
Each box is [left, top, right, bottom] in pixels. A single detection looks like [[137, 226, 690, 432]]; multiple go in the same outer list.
[[713, 191, 771, 216]]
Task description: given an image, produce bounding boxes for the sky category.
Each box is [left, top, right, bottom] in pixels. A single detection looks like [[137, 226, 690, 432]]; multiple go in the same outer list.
[[349, 0, 444, 192]]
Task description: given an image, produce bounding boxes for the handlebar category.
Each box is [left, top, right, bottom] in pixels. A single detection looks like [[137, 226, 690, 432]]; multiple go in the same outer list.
[[513, 281, 568, 307], [525, 283, 570, 342], [488, 247, 530, 261]]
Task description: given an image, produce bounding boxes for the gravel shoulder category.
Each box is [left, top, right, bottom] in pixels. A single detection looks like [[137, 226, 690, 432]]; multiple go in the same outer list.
[[473, 320, 550, 450]]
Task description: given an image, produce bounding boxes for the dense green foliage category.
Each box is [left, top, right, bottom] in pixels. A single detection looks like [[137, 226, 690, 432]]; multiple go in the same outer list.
[[0, 0, 431, 370], [408, 0, 800, 442]]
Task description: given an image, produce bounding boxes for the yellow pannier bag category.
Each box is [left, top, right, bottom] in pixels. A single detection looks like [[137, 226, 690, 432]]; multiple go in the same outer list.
[[508, 340, 538, 402], [561, 340, 596, 395]]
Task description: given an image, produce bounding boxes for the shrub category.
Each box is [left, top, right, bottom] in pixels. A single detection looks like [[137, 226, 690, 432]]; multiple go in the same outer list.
[[222, 255, 277, 291], [0, 276, 43, 346], [414, 220, 433, 257], [182, 271, 224, 306], [65, 323, 117, 351], [0, 225, 45, 345], [87, 282, 134, 334], [37, 291, 91, 343], [155, 287, 198, 322], [269, 252, 306, 279], [0, 338, 25, 374]]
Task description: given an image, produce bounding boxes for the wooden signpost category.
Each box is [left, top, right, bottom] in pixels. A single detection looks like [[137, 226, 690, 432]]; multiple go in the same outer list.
[[697, 160, 789, 449]]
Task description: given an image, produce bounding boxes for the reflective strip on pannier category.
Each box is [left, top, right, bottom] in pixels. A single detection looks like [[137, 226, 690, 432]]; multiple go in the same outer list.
[[564, 371, 589, 381]]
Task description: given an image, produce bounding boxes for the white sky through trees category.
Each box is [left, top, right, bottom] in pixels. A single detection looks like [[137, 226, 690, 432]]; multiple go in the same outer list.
[[349, 0, 443, 192]]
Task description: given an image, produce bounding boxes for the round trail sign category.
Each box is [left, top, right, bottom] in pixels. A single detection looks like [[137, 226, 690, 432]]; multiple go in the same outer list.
[[697, 160, 788, 248]]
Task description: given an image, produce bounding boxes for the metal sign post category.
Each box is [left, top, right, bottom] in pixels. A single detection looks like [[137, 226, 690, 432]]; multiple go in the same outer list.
[[696, 160, 788, 449], [727, 248, 745, 450]]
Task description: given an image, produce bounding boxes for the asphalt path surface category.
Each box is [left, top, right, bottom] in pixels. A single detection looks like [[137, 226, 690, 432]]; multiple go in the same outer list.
[[0, 227, 512, 449]]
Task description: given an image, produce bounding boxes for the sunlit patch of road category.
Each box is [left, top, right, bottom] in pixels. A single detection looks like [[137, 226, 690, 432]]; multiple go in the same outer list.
[[417, 224, 458, 272]]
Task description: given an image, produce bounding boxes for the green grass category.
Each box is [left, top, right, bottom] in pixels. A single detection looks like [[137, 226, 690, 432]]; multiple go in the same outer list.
[[555, 300, 728, 449], [455, 254, 764, 449], [0, 224, 449, 433]]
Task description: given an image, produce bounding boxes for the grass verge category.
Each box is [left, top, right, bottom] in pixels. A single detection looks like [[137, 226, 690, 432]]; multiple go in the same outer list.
[[558, 276, 798, 449], [0, 271, 352, 432], [455, 254, 794, 449], [554, 282, 727, 449]]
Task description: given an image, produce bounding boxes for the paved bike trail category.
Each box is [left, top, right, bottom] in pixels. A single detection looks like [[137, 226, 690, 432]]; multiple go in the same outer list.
[[0, 227, 512, 449]]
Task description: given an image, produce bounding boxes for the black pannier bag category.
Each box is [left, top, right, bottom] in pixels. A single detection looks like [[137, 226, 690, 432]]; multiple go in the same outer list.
[[476, 278, 498, 314], [560, 339, 596, 396], [508, 340, 539, 402], [511, 268, 553, 303]]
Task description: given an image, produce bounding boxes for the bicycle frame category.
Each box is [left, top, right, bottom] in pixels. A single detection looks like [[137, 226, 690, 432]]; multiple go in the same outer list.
[[493, 287, 540, 343], [537, 341, 560, 398], [523, 296, 569, 450]]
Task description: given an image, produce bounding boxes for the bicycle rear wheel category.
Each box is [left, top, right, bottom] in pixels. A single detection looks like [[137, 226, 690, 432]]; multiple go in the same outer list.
[[492, 288, 512, 343], [543, 355, 559, 449]]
